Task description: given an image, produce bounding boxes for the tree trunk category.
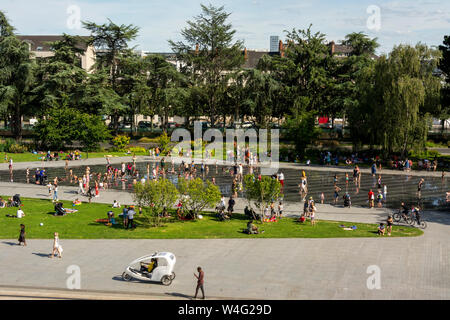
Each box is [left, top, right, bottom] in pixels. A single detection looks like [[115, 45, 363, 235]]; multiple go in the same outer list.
[[13, 102, 22, 141]]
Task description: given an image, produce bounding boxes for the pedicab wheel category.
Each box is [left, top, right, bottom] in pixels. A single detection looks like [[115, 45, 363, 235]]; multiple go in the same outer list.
[[420, 221, 427, 229], [161, 275, 172, 286], [122, 272, 132, 282], [170, 272, 176, 280], [393, 213, 401, 222]]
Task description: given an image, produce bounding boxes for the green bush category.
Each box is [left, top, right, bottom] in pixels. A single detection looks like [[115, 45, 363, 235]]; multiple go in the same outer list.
[[0, 139, 28, 153], [128, 146, 147, 153], [138, 137, 158, 143], [158, 132, 171, 154], [112, 135, 131, 151], [8, 143, 28, 153], [409, 149, 441, 159]]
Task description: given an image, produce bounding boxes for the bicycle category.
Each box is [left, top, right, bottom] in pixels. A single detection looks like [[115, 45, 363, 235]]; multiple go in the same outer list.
[[410, 215, 427, 229], [392, 210, 414, 225]]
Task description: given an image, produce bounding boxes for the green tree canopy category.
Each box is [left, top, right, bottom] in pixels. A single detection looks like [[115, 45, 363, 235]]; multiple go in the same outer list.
[[169, 4, 245, 126]]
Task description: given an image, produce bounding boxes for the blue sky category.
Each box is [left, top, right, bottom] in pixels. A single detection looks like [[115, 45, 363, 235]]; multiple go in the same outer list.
[[1, 0, 449, 54]]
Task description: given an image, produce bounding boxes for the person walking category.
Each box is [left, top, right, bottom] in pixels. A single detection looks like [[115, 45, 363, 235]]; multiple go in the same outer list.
[[368, 189, 375, 208], [193, 266, 205, 299], [18, 224, 26, 246], [52, 183, 58, 202], [50, 232, 63, 258]]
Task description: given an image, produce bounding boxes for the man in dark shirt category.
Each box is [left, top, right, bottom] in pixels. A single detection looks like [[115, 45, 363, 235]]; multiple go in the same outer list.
[[227, 197, 235, 215], [194, 266, 205, 299]]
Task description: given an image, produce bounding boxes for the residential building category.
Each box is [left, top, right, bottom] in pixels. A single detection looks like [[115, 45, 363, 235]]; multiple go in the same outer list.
[[17, 35, 96, 72]]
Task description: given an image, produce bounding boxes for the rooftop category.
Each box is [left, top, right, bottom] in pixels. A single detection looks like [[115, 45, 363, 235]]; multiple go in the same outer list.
[[16, 35, 90, 52]]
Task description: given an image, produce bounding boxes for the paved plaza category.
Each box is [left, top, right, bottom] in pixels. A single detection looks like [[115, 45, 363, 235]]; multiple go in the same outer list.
[[0, 158, 449, 299]]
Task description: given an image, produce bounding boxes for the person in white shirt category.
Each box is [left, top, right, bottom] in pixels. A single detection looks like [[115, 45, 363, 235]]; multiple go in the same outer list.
[[278, 172, 285, 188], [17, 208, 25, 218], [220, 196, 226, 210], [112, 200, 121, 208]]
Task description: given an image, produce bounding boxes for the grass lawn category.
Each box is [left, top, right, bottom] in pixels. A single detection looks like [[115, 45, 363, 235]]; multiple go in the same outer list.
[[0, 197, 423, 239], [4, 151, 148, 163]]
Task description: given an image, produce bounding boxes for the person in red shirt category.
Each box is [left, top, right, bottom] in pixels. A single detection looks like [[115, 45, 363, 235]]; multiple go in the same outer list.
[[368, 189, 375, 208], [194, 266, 205, 299]]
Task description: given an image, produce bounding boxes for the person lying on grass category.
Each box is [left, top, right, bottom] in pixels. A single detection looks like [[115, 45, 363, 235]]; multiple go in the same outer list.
[[246, 220, 264, 234]]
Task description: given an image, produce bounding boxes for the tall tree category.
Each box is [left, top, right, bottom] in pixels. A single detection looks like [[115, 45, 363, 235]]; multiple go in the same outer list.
[[358, 44, 440, 156], [32, 34, 88, 115], [334, 32, 379, 149], [0, 11, 34, 140], [143, 54, 187, 132], [169, 4, 244, 126], [83, 19, 139, 132], [438, 35, 450, 132]]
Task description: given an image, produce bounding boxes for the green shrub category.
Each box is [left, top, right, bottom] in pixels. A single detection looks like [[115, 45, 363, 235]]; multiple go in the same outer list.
[[112, 135, 130, 151], [158, 132, 171, 154], [128, 146, 147, 153], [8, 143, 28, 153], [138, 137, 158, 143]]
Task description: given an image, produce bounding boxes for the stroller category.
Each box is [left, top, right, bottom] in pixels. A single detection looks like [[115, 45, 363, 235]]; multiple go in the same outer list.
[[54, 202, 67, 216], [11, 194, 21, 207]]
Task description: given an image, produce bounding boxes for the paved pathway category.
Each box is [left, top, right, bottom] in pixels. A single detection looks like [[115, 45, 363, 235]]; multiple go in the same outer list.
[[0, 180, 449, 299]]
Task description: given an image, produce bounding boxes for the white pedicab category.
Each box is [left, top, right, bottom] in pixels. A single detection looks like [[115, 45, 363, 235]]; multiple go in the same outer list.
[[122, 252, 176, 286]]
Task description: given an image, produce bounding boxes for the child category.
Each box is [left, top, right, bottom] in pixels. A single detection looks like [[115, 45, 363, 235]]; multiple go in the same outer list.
[[310, 203, 317, 226], [278, 202, 283, 218], [377, 192, 384, 208], [50, 232, 63, 258], [298, 214, 306, 223], [18, 224, 26, 246], [320, 192, 325, 204], [47, 182, 53, 195], [377, 223, 385, 236]]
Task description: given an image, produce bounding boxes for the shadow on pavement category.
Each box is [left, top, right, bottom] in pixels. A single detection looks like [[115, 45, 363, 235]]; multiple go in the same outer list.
[[165, 292, 193, 299], [32, 253, 50, 258], [2, 241, 18, 246]]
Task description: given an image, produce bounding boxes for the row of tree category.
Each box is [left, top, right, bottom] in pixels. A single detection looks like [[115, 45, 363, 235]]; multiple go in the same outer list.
[[0, 4, 449, 156], [133, 174, 282, 226]]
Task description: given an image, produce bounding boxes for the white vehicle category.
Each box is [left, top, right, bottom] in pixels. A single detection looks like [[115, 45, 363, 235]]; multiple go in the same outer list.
[[122, 252, 176, 286]]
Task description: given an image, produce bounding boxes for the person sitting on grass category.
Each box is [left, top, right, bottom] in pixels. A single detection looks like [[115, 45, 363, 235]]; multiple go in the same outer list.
[[377, 223, 386, 236], [16, 208, 25, 218], [298, 214, 306, 223], [112, 200, 121, 208], [0, 197, 6, 208], [72, 198, 82, 206], [246, 220, 264, 234]]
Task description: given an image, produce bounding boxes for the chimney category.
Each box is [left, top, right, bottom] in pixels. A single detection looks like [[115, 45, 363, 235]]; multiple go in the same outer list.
[[195, 43, 199, 54], [244, 47, 248, 60], [330, 41, 335, 54], [279, 40, 284, 57]]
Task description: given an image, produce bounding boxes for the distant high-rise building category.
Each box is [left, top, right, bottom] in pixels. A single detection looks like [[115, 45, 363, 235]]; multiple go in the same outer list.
[[270, 36, 279, 52]]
